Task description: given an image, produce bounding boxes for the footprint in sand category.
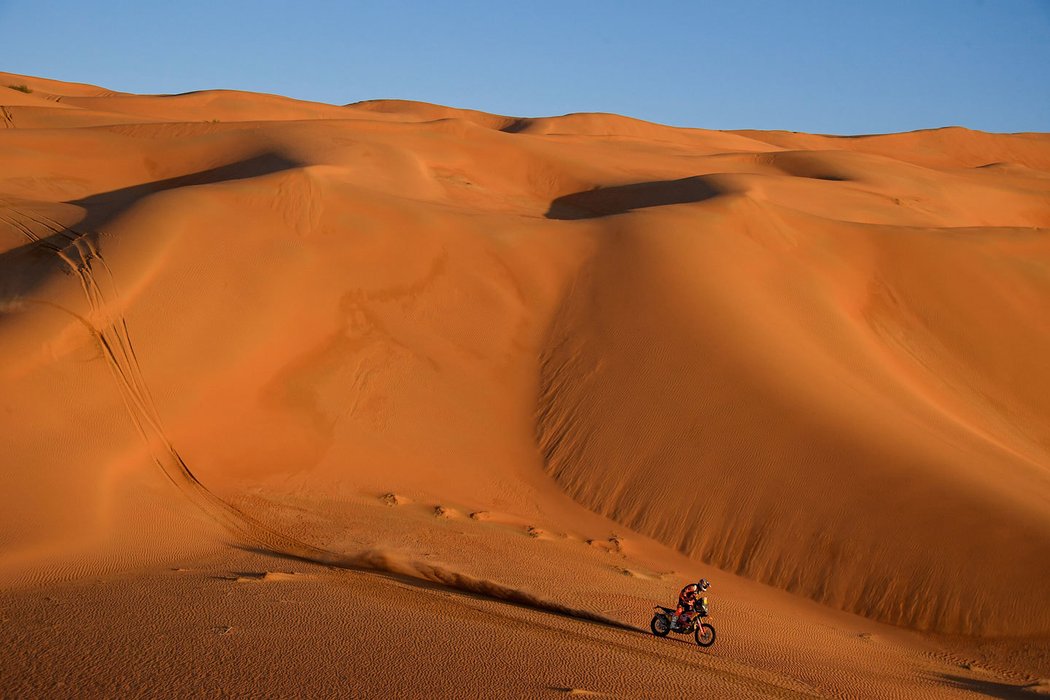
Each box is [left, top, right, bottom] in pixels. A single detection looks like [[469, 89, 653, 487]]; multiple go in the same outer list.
[[550, 688, 604, 697], [586, 535, 624, 554], [379, 492, 408, 507], [612, 565, 660, 580], [229, 571, 307, 583]]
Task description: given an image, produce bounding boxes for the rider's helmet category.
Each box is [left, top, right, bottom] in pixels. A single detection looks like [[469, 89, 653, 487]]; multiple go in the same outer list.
[[698, 578, 710, 592]]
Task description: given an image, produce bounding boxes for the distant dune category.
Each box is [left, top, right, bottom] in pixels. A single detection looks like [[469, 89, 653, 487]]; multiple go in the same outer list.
[[2, 72, 1048, 697]]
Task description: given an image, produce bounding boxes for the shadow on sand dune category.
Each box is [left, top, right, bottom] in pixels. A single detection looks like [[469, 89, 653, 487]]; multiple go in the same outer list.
[[939, 674, 1047, 699], [545, 175, 724, 220], [236, 544, 642, 635], [0, 153, 302, 302], [66, 152, 302, 227]]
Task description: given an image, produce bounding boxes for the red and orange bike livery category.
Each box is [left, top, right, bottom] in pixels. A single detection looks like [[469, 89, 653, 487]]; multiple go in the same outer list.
[[650, 596, 716, 647]]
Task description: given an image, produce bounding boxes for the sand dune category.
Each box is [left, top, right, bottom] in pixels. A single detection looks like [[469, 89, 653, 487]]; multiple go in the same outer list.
[[2, 71, 1048, 697]]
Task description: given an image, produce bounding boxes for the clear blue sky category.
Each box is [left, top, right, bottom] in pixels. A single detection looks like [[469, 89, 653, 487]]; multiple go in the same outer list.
[[2, 0, 1048, 134]]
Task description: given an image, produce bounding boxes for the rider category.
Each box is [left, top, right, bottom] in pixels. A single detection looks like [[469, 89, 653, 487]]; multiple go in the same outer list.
[[674, 578, 710, 628]]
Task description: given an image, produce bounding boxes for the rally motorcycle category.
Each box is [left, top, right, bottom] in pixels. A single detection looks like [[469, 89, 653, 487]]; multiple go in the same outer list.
[[650, 597, 716, 647]]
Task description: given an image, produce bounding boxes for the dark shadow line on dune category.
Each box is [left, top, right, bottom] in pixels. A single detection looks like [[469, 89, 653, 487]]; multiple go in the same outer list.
[[65, 152, 303, 229], [545, 175, 725, 220], [937, 674, 1045, 699], [0, 152, 303, 302], [235, 544, 643, 636], [500, 118, 532, 134]]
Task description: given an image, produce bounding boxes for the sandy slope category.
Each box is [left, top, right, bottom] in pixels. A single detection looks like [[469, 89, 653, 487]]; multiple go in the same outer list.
[[1, 71, 1049, 697]]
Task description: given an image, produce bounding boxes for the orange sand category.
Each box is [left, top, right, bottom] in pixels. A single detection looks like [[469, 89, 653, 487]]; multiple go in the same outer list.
[[2, 72, 1048, 698]]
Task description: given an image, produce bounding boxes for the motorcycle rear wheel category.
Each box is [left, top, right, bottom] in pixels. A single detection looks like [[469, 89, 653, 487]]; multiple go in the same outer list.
[[650, 614, 671, 637], [695, 622, 716, 647]]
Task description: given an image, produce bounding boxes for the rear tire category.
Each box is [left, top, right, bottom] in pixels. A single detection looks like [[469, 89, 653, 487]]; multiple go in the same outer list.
[[695, 622, 716, 647], [650, 614, 671, 637]]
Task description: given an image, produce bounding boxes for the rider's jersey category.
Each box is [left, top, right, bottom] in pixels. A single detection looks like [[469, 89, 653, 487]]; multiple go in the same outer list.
[[678, 583, 700, 608]]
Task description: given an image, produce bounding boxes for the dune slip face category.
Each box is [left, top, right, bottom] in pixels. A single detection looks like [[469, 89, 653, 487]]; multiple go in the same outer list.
[[2, 72, 1050, 696]]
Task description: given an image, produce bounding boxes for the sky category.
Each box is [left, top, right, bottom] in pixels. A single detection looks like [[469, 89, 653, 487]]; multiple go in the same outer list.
[[2, 0, 1048, 135]]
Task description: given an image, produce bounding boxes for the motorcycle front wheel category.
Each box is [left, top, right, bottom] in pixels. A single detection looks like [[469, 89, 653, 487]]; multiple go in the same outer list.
[[695, 622, 716, 647], [650, 614, 671, 637]]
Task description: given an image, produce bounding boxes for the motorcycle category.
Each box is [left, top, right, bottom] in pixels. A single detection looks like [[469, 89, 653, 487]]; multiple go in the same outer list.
[[650, 597, 716, 647]]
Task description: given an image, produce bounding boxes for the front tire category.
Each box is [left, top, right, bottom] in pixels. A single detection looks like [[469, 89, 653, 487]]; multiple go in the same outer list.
[[695, 622, 716, 647], [650, 614, 671, 637]]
